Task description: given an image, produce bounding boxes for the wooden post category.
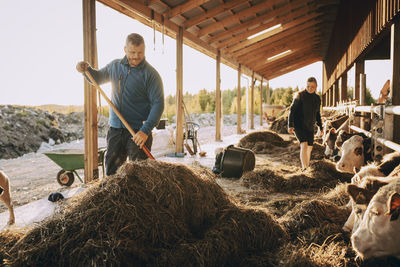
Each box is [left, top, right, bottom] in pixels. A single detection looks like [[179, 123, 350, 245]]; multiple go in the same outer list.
[[250, 72, 255, 130], [83, 0, 98, 182], [360, 73, 367, 129], [175, 27, 184, 153], [355, 60, 365, 103], [215, 50, 222, 141], [237, 64, 242, 134], [322, 61, 328, 105], [266, 80, 270, 104], [260, 77, 263, 126], [327, 87, 331, 107], [387, 22, 400, 145], [334, 80, 339, 106], [340, 73, 348, 101]]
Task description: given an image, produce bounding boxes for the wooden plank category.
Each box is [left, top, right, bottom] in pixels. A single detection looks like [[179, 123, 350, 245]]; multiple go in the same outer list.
[[176, 27, 184, 153], [83, 0, 98, 182], [322, 61, 328, 99], [166, 0, 209, 19], [237, 64, 242, 134], [210, 0, 310, 47], [266, 80, 270, 104], [355, 60, 364, 102], [225, 12, 322, 54], [260, 77, 263, 126], [216, 50, 222, 141], [360, 73, 367, 129], [250, 72, 255, 129], [334, 80, 339, 106], [197, 0, 278, 37], [184, 0, 244, 29]]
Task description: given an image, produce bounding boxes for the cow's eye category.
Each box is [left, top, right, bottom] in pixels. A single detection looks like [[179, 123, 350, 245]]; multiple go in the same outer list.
[[370, 209, 380, 216]]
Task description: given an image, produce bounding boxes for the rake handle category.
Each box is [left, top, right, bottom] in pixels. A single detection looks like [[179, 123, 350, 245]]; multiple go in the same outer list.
[[85, 71, 155, 160]]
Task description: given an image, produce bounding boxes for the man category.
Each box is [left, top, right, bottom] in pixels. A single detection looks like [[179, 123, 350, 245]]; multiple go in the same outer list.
[[76, 33, 164, 175], [288, 77, 322, 170]]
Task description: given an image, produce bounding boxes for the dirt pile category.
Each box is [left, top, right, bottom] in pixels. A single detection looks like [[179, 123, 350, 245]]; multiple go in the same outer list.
[[238, 130, 290, 153], [3, 160, 286, 266], [0, 105, 108, 159]]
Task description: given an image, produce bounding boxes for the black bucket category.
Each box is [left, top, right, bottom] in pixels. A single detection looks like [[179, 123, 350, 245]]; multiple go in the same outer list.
[[221, 146, 255, 178]]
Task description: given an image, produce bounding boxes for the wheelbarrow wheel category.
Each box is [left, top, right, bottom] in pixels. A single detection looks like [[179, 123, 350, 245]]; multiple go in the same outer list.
[[57, 170, 74, 186]]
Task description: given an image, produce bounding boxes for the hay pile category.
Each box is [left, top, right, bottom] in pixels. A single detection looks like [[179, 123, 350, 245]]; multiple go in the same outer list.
[[241, 160, 352, 193], [0, 230, 24, 265], [3, 160, 287, 266], [269, 108, 290, 134], [238, 130, 290, 154]]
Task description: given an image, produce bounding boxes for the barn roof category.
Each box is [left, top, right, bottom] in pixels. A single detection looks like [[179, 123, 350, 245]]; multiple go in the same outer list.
[[98, 0, 340, 80]]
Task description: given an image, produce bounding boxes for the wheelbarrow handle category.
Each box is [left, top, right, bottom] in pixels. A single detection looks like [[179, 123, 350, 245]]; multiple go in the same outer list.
[[85, 71, 155, 160]]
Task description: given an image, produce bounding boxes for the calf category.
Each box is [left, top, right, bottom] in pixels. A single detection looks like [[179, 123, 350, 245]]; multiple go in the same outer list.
[[0, 171, 15, 225], [336, 135, 372, 173], [351, 179, 400, 260]]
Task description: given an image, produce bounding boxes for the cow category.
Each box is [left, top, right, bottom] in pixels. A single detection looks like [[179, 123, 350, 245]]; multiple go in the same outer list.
[[351, 179, 400, 260], [322, 115, 348, 159], [336, 135, 373, 173], [0, 171, 15, 225], [343, 152, 400, 233]]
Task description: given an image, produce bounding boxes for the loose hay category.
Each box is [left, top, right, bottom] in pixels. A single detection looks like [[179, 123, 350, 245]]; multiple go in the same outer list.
[[238, 130, 290, 154], [0, 229, 25, 265], [269, 108, 290, 134], [4, 160, 287, 266]]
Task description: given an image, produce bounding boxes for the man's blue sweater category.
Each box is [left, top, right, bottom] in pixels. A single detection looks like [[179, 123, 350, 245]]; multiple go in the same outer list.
[[87, 56, 164, 135]]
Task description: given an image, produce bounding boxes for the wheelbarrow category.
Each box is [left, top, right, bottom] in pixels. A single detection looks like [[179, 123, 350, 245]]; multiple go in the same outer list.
[[43, 147, 107, 186]]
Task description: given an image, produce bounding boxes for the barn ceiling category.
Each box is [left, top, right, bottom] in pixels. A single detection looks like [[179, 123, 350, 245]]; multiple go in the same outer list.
[[98, 0, 341, 80]]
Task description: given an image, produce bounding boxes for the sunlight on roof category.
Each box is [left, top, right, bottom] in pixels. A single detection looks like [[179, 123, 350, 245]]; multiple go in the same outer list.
[[247, 24, 282, 39], [267, 49, 292, 61]]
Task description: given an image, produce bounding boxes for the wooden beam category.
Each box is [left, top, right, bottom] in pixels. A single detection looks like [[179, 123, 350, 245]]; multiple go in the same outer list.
[[260, 77, 263, 126], [166, 0, 209, 19], [216, 50, 222, 141], [245, 38, 320, 70], [83, 0, 98, 182], [176, 27, 184, 153], [225, 12, 322, 54], [334, 80, 339, 106], [230, 17, 322, 58], [262, 56, 319, 80], [266, 80, 270, 104], [355, 60, 364, 102], [197, 0, 278, 37], [322, 61, 328, 102], [209, 0, 310, 46], [237, 28, 320, 63], [250, 72, 255, 129], [340, 72, 347, 101], [184, 0, 244, 29], [237, 64, 242, 134]]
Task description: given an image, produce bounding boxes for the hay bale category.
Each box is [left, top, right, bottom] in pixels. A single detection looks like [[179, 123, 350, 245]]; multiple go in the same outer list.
[[238, 131, 290, 154], [5, 160, 286, 266]]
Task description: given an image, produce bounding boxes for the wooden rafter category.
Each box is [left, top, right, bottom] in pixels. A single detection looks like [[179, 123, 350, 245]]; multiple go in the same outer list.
[[209, 0, 310, 46], [166, 0, 209, 19], [257, 50, 318, 74], [197, 0, 279, 37], [237, 28, 321, 62], [265, 57, 320, 80], [225, 12, 322, 54], [184, 0, 245, 29], [230, 18, 323, 58]]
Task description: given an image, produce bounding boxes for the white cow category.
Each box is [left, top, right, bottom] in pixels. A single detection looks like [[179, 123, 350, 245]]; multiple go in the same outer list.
[[351, 179, 400, 259], [0, 171, 15, 225], [336, 135, 372, 173]]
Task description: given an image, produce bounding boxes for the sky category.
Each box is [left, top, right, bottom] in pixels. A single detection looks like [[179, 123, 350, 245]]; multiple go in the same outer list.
[[0, 0, 392, 105]]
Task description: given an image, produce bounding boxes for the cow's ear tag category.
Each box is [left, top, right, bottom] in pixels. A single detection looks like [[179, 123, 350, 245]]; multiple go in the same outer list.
[[387, 192, 400, 221]]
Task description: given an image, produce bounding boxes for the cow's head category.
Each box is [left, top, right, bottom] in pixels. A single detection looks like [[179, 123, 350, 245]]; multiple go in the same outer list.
[[335, 130, 351, 149], [351, 187, 400, 260], [336, 135, 364, 173]]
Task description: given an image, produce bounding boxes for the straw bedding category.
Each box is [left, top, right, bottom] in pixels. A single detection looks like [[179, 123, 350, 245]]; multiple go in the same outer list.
[[3, 160, 286, 266]]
